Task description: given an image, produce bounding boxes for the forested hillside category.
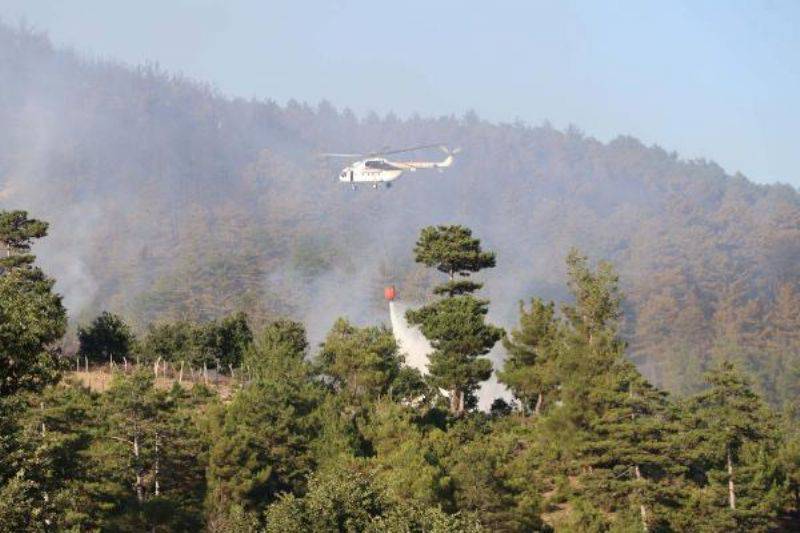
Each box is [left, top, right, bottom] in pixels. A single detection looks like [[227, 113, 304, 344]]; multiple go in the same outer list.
[[2, 211, 798, 531], [1, 23, 799, 407]]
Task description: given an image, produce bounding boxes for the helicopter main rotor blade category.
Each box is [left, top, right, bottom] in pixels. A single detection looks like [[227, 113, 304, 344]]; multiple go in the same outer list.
[[319, 143, 450, 158], [369, 143, 445, 157], [319, 153, 366, 158]]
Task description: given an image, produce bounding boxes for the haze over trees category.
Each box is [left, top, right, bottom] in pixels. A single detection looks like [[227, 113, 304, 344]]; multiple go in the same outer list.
[[2, 23, 799, 410], [2, 24, 799, 414]]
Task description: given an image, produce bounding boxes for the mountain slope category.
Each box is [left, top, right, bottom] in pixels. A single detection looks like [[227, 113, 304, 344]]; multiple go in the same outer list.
[[1, 23, 799, 404]]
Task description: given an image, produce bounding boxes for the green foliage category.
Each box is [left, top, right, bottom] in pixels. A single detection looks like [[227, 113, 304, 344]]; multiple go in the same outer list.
[[447, 422, 546, 531], [205, 365, 322, 520], [0, 384, 95, 531], [0, 211, 66, 396], [78, 311, 136, 363], [242, 319, 309, 381], [0, 269, 66, 396], [407, 225, 502, 415], [413, 225, 496, 295], [682, 362, 784, 529], [390, 366, 431, 404], [498, 298, 561, 415], [253, 318, 308, 356], [409, 296, 503, 414], [0, 210, 48, 272], [360, 401, 450, 507], [137, 320, 196, 364], [2, 204, 799, 530], [317, 318, 402, 402], [264, 464, 484, 533], [137, 312, 253, 369], [201, 312, 253, 370], [567, 497, 609, 532], [562, 248, 623, 348], [780, 418, 800, 514], [578, 362, 683, 528]]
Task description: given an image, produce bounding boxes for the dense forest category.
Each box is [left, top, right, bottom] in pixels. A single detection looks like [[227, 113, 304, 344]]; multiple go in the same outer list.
[[1, 211, 799, 531], [1, 24, 799, 408]]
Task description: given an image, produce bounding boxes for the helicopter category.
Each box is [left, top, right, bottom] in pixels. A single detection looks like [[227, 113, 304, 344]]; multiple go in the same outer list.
[[321, 144, 461, 189]]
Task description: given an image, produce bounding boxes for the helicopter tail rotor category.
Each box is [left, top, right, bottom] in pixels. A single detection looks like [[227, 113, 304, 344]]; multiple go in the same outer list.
[[439, 145, 462, 155]]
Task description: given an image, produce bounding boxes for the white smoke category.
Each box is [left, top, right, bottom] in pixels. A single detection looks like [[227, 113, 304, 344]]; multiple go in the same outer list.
[[388, 300, 432, 375], [389, 299, 510, 411]]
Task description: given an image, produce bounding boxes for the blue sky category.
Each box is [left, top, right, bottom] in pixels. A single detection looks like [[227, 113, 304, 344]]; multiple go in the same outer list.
[[4, 0, 799, 186]]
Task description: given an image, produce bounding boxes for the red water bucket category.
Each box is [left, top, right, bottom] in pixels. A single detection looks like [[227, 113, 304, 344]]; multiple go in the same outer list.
[[384, 285, 396, 301]]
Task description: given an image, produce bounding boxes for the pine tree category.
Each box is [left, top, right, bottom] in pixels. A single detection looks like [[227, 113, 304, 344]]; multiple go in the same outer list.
[[498, 298, 562, 415], [779, 416, 800, 515], [684, 362, 783, 530], [562, 248, 622, 350], [0, 383, 96, 531], [317, 319, 401, 403], [763, 282, 800, 410], [242, 319, 309, 381], [205, 358, 322, 521], [359, 400, 449, 507], [407, 225, 503, 415], [0, 211, 65, 396], [553, 250, 626, 424], [579, 361, 683, 531], [0, 210, 48, 272], [83, 370, 167, 528], [82, 371, 210, 530], [78, 311, 136, 365], [412, 225, 496, 297], [197, 311, 253, 371], [447, 421, 546, 532], [264, 464, 483, 533]]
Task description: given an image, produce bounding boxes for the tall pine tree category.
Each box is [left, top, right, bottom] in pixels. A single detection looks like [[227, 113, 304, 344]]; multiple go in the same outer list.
[[406, 225, 503, 415]]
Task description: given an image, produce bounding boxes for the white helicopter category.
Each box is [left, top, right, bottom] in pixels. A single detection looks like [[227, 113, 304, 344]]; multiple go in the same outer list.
[[321, 144, 461, 189]]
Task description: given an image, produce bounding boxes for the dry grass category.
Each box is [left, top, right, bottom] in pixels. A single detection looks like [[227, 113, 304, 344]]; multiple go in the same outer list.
[[67, 366, 236, 399]]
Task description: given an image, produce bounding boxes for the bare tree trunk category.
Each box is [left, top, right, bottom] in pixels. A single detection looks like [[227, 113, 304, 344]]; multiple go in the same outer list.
[[123, 357, 128, 372], [133, 434, 144, 504], [84, 356, 88, 372], [458, 390, 465, 414], [634, 465, 648, 531], [76, 356, 80, 373], [154, 432, 160, 497], [450, 390, 460, 414], [179, 360, 184, 383], [534, 393, 544, 415], [203, 361, 208, 385], [40, 401, 46, 437], [727, 447, 736, 510]]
